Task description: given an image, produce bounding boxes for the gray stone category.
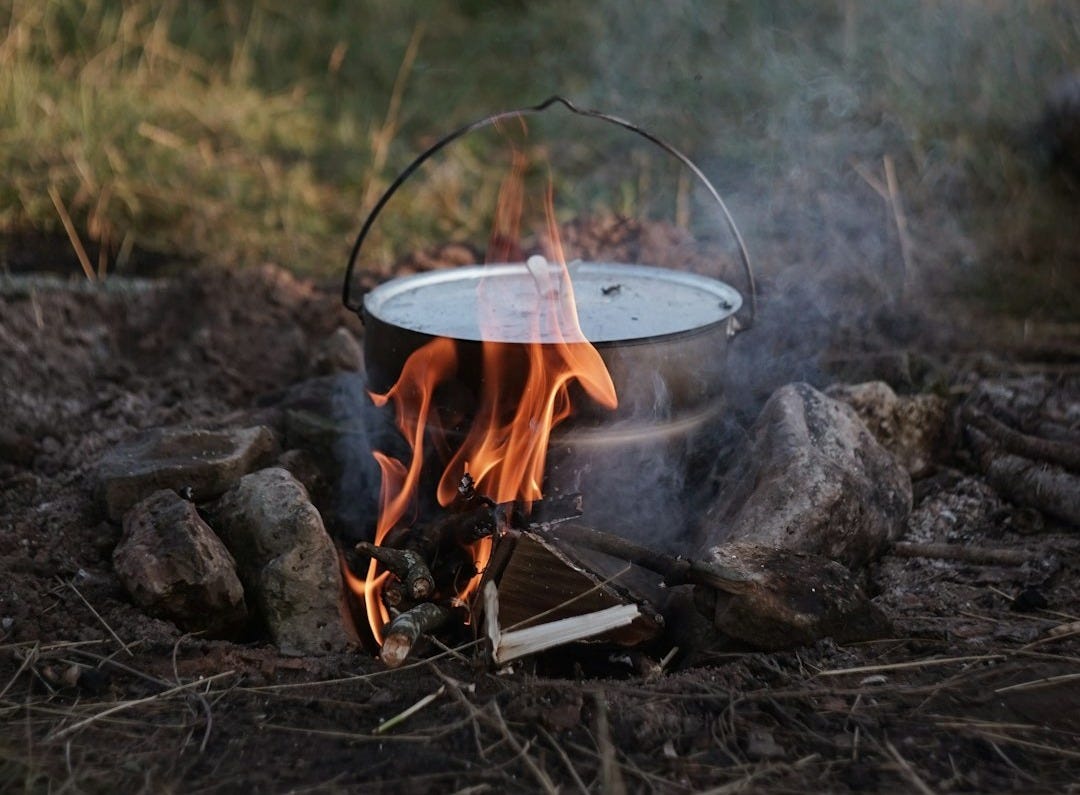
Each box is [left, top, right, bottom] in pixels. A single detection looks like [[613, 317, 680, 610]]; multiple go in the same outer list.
[[695, 542, 891, 651], [699, 383, 911, 569], [826, 381, 947, 477], [276, 448, 325, 495], [113, 490, 247, 635], [99, 425, 279, 520], [312, 326, 364, 375], [210, 467, 351, 655]]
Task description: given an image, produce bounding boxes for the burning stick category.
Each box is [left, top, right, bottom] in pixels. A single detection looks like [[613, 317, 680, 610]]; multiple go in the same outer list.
[[380, 603, 451, 668], [355, 541, 435, 600]]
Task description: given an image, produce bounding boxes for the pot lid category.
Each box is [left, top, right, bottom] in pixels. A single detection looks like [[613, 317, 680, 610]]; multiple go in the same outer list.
[[364, 261, 742, 345]]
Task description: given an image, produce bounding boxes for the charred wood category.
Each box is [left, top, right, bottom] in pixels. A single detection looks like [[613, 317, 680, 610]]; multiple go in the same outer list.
[[354, 542, 435, 600], [380, 603, 452, 668]]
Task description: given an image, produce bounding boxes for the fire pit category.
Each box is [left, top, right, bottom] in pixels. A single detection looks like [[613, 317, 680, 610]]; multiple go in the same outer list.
[[342, 97, 756, 663]]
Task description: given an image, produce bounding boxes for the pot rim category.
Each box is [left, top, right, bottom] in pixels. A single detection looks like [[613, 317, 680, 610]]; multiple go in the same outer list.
[[363, 261, 743, 347]]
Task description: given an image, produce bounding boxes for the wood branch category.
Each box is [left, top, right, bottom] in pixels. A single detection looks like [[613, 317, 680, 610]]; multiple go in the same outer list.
[[889, 542, 1031, 567], [355, 542, 434, 600], [963, 406, 1080, 474], [534, 522, 758, 595], [381, 578, 407, 608], [967, 426, 1080, 526], [380, 603, 451, 668]]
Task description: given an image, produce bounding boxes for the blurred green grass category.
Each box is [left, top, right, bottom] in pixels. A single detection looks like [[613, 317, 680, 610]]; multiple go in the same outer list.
[[1, 0, 1077, 318]]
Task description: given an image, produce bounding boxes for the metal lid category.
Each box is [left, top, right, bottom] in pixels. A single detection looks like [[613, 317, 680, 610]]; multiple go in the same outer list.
[[363, 261, 742, 345]]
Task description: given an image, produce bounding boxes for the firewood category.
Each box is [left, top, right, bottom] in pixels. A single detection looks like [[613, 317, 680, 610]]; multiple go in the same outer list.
[[533, 522, 758, 594], [483, 582, 642, 665], [354, 542, 434, 600], [963, 406, 1080, 473], [966, 425, 1080, 526], [380, 603, 451, 668]]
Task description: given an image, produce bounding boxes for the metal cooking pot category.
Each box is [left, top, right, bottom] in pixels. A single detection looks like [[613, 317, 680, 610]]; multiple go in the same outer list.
[[343, 97, 755, 536]]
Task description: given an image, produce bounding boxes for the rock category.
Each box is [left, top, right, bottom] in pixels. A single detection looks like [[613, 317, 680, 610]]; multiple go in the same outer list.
[[0, 428, 36, 467], [699, 383, 912, 569], [312, 326, 364, 375], [113, 490, 247, 635], [825, 381, 947, 477], [695, 543, 891, 650], [210, 467, 351, 655], [98, 425, 279, 520], [257, 372, 371, 465], [276, 448, 325, 495]]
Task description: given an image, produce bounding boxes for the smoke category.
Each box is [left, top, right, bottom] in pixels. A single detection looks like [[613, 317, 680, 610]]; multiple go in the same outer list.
[[335, 1, 1077, 552]]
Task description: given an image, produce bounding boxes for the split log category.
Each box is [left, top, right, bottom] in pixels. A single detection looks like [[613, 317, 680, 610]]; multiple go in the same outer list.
[[380, 603, 451, 668], [534, 522, 757, 594], [482, 582, 641, 665], [535, 524, 890, 650]]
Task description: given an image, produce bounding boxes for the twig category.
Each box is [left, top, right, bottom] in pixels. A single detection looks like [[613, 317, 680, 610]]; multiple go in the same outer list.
[[171, 633, 214, 753], [263, 722, 447, 743], [1047, 619, 1080, 638], [64, 578, 132, 657], [889, 543, 1030, 567], [849, 159, 889, 200], [994, 672, 1080, 694], [381, 603, 451, 669], [974, 732, 1080, 761], [987, 740, 1039, 784], [883, 738, 936, 795], [0, 642, 38, 700], [593, 693, 627, 795], [362, 22, 425, 212], [659, 646, 679, 672], [883, 154, 915, 296], [817, 655, 1005, 677], [490, 700, 558, 795], [538, 725, 590, 795], [355, 541, 434, 600], [47, 186, 96, 282], [48, 670, 235, 740], [373, 685, 445, 735]]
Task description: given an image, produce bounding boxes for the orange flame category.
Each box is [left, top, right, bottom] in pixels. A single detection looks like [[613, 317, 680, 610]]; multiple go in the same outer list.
[[347, 153, 617, 645]]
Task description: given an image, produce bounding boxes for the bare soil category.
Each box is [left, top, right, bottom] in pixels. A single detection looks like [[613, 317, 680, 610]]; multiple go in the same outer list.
[[1, 256, 1079, 793]]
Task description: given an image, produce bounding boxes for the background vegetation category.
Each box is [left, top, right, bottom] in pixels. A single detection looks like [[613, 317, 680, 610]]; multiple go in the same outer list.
[[1, 0, 1077, 317]]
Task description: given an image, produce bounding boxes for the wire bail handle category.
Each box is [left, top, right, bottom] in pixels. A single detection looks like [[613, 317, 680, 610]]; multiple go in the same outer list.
[[343, 95, 756, 332]]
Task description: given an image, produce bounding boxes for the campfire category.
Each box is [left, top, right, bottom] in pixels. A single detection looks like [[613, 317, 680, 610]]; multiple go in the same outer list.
[[345, 174, 650, 665], [340, 99, 755, 666]]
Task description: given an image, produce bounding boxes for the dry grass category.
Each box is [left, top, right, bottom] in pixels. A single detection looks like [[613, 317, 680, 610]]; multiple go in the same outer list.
[[1, 1, 1077, 312]]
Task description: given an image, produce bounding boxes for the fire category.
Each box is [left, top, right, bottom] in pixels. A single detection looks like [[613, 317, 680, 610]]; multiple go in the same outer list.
[[348, 151, 617, 646]]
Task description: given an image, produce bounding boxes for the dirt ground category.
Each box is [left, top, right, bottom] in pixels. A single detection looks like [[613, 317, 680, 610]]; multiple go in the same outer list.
[[2, 253, 1079, 793]]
